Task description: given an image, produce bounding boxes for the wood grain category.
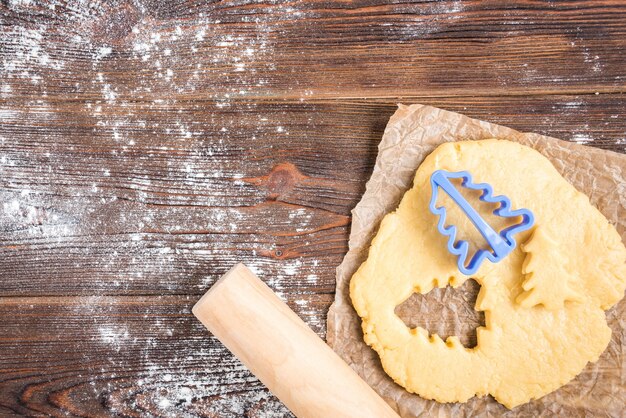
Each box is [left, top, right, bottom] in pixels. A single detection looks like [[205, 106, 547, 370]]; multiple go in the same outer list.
[[1, 96, 624, 297], [0, 294, 331, 416], [1, 1, 626, 101], [1, 0, 625, 416]]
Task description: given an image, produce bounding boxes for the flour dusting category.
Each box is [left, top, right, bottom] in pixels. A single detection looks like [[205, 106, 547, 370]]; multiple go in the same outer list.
[[2, 0, 621, 416], [0, 3, 318, 415]]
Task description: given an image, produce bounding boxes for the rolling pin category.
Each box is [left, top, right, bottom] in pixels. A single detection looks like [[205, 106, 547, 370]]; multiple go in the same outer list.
[[192, 263, 399, 418]]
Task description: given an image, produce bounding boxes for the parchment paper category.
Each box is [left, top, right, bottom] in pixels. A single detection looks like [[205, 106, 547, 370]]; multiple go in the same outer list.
[[327, 104, 626, 417]]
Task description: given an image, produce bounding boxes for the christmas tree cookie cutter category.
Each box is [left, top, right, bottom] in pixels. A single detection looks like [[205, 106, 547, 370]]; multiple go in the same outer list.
[[429, 170, 535, 275]]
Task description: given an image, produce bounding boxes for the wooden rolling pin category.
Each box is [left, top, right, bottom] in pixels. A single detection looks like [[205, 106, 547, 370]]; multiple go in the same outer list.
[[192, 263, 399, 418]]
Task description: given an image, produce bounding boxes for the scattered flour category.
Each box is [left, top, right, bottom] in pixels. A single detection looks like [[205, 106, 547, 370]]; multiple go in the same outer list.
[[1, 1, 621, 416], [572, 133, 593, 144], [98, 325, 130, 352], [95, 46, 112, 60], [2, 25, 65, 78], [67, 293, 295, 415]]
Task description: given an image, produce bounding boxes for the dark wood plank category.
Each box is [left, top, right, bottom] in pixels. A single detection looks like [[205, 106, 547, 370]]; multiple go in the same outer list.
[[1, 1, 626, 101], [0, 96, 624, 297], [0, 295, 330, 416]]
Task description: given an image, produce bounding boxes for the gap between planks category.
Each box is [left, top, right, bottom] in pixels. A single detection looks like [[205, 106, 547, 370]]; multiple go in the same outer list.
[[1, 89, 625, 104]]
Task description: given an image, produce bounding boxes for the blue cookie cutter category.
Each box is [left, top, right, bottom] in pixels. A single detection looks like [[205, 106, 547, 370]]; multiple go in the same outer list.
[[429, 170, 534, 275]]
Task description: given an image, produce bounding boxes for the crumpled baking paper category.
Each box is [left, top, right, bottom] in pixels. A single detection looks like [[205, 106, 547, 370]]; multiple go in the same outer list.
[[327, 104, 625, 417]]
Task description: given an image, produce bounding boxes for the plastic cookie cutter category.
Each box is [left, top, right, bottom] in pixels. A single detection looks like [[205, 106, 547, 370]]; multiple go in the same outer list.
[[429, 170, 535, 275]]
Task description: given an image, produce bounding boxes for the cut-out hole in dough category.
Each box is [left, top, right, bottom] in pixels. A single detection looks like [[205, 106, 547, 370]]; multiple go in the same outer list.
[[436, 177, 522, 262], [394, 279, 485, 348]]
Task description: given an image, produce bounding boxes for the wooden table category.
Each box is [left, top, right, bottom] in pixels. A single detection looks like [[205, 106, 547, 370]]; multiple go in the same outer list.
[[0, 1, 624, 416]]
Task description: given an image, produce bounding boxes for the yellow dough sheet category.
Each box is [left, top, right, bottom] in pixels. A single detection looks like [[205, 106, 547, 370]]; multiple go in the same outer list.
[[350, 139, 625, 408], [327, 104, 626, 417]]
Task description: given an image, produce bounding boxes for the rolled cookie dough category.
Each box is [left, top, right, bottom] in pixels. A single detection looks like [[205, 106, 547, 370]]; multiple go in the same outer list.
[[350, 139, 626, 408]]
